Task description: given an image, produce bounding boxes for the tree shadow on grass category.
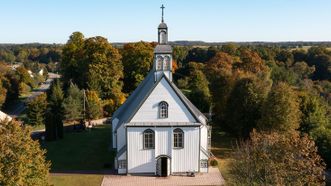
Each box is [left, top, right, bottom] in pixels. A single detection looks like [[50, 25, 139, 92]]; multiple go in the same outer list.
[[211, 127, 236, 159]]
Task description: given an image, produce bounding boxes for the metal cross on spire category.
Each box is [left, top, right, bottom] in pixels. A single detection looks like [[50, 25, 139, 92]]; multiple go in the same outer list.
[[161, 4, 165, 22]]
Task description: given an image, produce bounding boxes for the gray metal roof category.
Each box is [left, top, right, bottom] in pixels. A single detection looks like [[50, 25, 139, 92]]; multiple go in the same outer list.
[[113, 71, 155, 130], [113, 72, 207, 131], [158, 22, 168, 29], [125, 122, 201, 127], [154, 45, 172, 53], [115, 145, 127, 158]]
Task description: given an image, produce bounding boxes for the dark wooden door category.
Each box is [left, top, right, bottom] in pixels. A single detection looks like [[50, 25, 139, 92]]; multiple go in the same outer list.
[[161, 157, 167, 177]]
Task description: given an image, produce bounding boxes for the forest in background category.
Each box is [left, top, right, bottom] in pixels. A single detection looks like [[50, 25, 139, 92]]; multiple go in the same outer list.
[[0, 35, 331, 184]]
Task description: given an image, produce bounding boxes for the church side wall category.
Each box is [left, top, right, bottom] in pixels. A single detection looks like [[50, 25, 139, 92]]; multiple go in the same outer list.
[[116, 124, 126, 150], [200, 125, 208, 151], [112, 118, 119, 148], [127, 127, 156, 174]]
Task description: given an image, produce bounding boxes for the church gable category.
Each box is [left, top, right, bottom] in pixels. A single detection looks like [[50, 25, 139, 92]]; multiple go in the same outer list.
[[130, 77, 197, 123]]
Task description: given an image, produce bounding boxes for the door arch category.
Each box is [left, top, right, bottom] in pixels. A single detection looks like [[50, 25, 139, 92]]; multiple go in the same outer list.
[[156, 155, 171, 176]]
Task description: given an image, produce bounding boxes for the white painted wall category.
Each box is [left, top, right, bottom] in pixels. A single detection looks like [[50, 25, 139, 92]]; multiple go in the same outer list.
[[130, 78, 196, 123], [155, 127, 171, 157], [200, 125, 208, 151], [127, 127, 156, 173], [172, 127, 200, 173], [127, 126, 200, 174]]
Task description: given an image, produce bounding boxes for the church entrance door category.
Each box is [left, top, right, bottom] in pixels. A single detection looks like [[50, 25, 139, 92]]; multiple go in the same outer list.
[[160, 157, 167, 177], [156, 155, 170, 176]]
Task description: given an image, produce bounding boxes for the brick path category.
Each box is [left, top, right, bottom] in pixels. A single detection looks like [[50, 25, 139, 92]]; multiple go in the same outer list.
[[101, 167, 225, 186]]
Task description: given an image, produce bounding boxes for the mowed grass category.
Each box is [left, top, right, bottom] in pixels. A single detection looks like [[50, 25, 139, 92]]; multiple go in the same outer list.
[[50, 174, 104, 186], [211, 127, 236, 182], [43, 124, 115, 171]]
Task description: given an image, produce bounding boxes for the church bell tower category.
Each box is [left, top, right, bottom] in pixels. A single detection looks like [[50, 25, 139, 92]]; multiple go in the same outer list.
[[154, 4, 173, 82]]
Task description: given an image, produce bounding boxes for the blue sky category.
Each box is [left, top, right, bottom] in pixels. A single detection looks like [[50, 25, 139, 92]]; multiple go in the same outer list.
[[0, 0, 330, 43]]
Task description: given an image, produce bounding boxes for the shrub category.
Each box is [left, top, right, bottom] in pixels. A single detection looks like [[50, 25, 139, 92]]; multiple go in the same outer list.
[[209, 159, 218, 167]]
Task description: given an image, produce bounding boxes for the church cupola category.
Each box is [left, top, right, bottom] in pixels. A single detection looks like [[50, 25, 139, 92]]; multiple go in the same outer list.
[[153, 4, 173, 82], [158, 5, 168, 45]]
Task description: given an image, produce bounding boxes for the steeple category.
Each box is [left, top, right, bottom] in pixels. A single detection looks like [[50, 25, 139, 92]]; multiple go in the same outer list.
[[158, 4, 168, 44], [153, 4, 173, 82], [161, 4, 165, 23]]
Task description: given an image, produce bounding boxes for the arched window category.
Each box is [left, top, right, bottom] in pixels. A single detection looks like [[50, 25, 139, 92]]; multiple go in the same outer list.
[[156, 56, 163, 70], [159, 101, 168, 119], [164, 56, 170, 70], [143, 129, 154, 149], [173, 128, 184, 148]]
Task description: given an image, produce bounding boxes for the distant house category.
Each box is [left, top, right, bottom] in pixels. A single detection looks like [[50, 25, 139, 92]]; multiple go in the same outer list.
[[38, 69, 44, 76], [10, 62, 22, 70], [27, 70, 34, 78], [111, 6, 210, 177], [0, 110, 12, 122]]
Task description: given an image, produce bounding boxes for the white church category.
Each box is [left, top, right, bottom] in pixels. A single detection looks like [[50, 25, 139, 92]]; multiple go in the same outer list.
[[111, 6, 210, 176]]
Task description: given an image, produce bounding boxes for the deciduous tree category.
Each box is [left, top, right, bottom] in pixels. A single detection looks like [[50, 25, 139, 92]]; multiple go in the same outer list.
[[0, 76, 7, 108], [84, 37, 124, 102], [0, 120, 50, 186], [186, 62, 211, 113], [224, 76, 270, 138], [299, 92, 329, 135], [86, 90, 102, 120], [121, 42, 154, 93], [229, 130, 325, 185], [258, 82, 301, 132]]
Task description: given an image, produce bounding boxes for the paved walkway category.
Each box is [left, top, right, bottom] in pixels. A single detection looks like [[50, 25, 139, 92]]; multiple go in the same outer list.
[[101, 167, 225, 186]]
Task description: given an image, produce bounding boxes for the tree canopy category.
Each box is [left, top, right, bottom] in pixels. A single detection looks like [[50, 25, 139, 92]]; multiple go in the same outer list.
[[258, 82, 301, 132], [0, 120, 50, 185], [229, 130, 325, 185], [121, 41, 154, 93]]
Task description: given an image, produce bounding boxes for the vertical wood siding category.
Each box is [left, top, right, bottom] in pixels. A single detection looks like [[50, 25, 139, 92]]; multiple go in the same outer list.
[[155, 127, 171, 157], [127, 127, 200, 174], [172, 127, 200, 173], [127, 127, 156, 173], [130, 79, 196, 123]]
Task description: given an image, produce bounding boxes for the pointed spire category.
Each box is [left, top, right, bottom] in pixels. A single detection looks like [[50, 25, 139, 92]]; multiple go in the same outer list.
[[160, 4, 165, 23]]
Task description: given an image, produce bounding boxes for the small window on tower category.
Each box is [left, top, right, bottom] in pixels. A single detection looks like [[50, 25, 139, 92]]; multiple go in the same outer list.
[[164, 56, 170, 70], [160, 31, 166, 44], [156, 56, 163, 70]]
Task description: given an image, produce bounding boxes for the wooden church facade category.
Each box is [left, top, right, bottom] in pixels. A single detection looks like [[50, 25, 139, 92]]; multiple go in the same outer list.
[[111, 6, 210, 176]]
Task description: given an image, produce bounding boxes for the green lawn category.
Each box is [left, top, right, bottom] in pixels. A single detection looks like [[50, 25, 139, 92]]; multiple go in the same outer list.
[[43, 124, 115, 171], [211, 127, 236, 182], [50, 174, 104, 186]]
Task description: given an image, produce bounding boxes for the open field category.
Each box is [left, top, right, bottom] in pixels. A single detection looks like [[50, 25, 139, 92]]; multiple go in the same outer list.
[[43, 124, 115, 171], [42, 124, 114, 186], [50, 174, 104, 186]]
